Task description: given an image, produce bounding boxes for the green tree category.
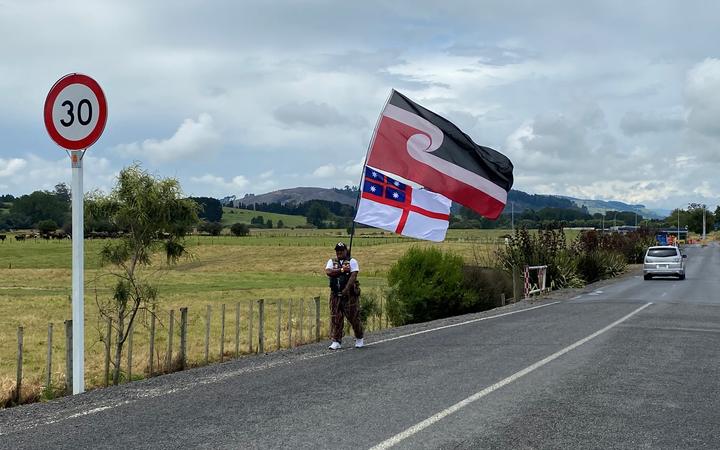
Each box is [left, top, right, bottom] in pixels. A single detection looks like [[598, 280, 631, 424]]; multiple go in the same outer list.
[[686, 203, 709, 234], [276, 219, 284, 229], [230, 222, 250, 236], [86, 165, 199, 384], [10, 190, 69, 227], [54, 182, 71, 204], [199, 221, 223, 236], [189, 196, 223, 222], [306, 203, 330, 227], [37, 219, 59, 235], [266, 219, 273, 229]]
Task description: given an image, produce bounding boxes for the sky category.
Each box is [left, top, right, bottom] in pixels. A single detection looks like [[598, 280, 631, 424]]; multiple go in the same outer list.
[[1, 0, 720, 211]]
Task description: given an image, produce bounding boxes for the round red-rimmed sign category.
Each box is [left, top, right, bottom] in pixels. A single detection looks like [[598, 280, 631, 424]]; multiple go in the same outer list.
[[44, 73, 107, 151]]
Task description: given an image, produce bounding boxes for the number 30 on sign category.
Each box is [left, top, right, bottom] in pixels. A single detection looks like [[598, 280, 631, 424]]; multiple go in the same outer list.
[[44, 73, 108, 151]]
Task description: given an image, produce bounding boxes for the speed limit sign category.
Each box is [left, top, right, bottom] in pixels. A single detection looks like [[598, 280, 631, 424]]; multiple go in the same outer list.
[[44, 73, 107, 396], [44, 73, 107, 150]]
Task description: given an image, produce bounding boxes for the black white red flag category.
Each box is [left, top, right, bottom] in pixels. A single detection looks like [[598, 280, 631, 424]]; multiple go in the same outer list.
[[366, 90, 514, 219]]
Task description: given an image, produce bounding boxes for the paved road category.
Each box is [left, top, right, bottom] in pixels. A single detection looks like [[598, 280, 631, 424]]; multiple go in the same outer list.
[[2, 244, 719, 449]]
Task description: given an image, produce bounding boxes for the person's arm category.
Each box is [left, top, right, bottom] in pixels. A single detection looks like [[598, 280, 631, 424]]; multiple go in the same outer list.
[[341, 270, 358, 296], [325, 259, 341, 277]]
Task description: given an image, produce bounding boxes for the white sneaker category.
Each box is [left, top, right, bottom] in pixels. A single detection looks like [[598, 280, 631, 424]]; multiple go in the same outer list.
[[354, 338, 364, 348], [328, 341, 341, 350]]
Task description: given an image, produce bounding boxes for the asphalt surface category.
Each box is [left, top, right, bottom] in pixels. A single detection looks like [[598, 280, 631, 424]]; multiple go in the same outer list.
[[1, 243, 719, 449]]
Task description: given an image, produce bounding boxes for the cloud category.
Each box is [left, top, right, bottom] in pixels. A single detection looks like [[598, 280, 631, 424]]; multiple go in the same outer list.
[[190, 174, 249, 191], [620, 111, 685, 135], [312, 164, 336, 177], [312, 160, 364, 179], [115, 114, 221, 163], [0, 158, 27, 177], [273, 101, 364, 128], [444, 43, 536, 66], [685, 58, 720, 138], [0, 154, 116, 195]]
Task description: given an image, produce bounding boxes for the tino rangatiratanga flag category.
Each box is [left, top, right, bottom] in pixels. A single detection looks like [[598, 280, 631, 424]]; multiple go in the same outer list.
[[366, 90, 514, 219], [354, 166, 451, 242]]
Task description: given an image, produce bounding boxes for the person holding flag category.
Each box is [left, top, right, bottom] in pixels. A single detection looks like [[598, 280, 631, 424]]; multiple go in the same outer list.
[[325, 241, 364, 350]]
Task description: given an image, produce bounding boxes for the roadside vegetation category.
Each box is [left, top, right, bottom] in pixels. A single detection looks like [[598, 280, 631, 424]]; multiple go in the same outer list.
[[386, 227, 658, 326], [0, 227, 509, 407]]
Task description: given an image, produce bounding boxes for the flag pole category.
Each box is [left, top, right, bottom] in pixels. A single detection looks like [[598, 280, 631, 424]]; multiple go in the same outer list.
[[348, 89, 394, 257]]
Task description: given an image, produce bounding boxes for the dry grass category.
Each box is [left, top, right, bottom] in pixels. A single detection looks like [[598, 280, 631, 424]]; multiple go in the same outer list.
[[0, 229, 504, 406]]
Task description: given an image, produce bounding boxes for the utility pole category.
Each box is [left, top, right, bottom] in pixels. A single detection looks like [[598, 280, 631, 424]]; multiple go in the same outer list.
[[703, 205, 706, 241], [511, 202, 514, 232]]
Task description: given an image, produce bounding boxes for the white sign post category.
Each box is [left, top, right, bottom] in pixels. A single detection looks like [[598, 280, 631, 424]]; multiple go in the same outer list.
[[44, 74, 107, 395]]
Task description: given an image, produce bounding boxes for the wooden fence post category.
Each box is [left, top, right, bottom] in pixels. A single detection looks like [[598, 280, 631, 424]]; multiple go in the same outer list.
[[65, 319, 72, 396], [46, 323, 53, 390], [500, 293, 506, 307], [180, 307, 188, 370], [16, 327, 23, 404], [127, 322, 134, 382], [512, 266, 521, 302], [248, 300, 254, 354], [149, 308, 156, 376], [205, 305, 211, 365], [104, 318, 111, 386], [314, 296, 320, 342], [220, 304, 226, 361], [235, 302, 240, 358], [166, 310, 174, 371], [299, 299, 304, 345], [258, 299, 265, 354], [276, 300, 281, 350], [288, 299, 293, 347]]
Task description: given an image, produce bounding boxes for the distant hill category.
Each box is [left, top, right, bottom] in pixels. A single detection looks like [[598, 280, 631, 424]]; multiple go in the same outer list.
[[233, 187, 356, 207], [227, 186, 666, 220], [221, 207, 307, 228], [556, 196, 665, 219]]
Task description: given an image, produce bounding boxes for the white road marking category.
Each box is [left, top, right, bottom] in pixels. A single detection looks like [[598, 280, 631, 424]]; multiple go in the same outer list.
[[0, 302, 560, 436], [619, 324, 720, 334], [368, 302, 653, 450], [366, 302, 560, 347]]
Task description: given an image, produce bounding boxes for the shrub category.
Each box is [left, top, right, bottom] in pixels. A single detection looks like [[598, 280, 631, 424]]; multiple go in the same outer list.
[[37, 219, 58, 235], [551, 251, 584, 289], [461, 266, 513, 310], [386, 247, 466, 326], [575, 250, 627, 283], [496, 227, 568, 290], [574, 229, 657, 264], [199, 221, 223, 236], [386, 247, 512, 326], [359, 289, 383, 325], [230, 222, 250, 236]]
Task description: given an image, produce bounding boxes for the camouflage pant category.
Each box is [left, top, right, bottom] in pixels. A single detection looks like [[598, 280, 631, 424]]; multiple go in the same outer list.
[[329, 292, 364, 341]]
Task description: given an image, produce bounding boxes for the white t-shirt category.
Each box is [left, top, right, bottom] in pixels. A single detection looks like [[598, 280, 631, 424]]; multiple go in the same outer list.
[[326, 257, 359, 273]]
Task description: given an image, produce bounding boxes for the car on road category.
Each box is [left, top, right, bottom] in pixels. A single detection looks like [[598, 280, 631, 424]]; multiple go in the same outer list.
[[643, 245, 686, 280]]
